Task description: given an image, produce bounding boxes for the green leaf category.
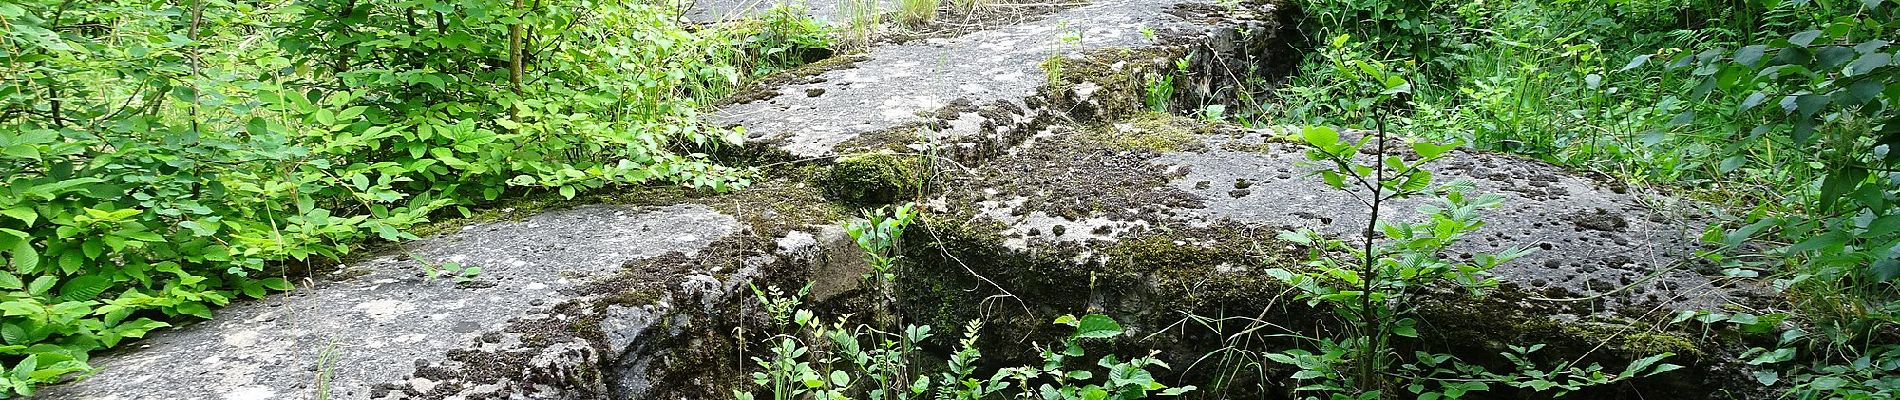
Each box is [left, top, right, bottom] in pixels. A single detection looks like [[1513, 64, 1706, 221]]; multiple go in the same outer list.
[[0, 324, 23, 345], [1739, 91, 1768, 111], [1619, 54, 1652, 72], [1301, 126, 1341, 150], [1400, 170, 1432, 192], [1840, 79, 1885, 106], [1789, 231, 1852, 253], [0, 208, 34, 227], [13, 354, 35, 383], [24, 276, 53, 297], [1752, 370, 1779, 386], [1790, 30, 1823, 47], [1393, 318, 1418, 338], [56, 275, 110, 302], [173, 301, 211, 319], [1718, 155, 1746, 173], [1847, 52, 1891, 75], [1411, 141, 1457, 159], [1734, 45, 1767, 67], [9, 239, 37, 274], [1794, 94, 1831, 118], [1073, 314, 1124, 339], [1818, 167, 1869, 211], [0, 301, 38, 317], [1621, 352, 1673, 377], [1816, 46, 1857, 69], [829, 369, 849, 387]]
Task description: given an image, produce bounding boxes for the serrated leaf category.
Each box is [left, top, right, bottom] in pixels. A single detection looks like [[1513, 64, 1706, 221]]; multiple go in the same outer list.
[[25, 276, 54, 297], [9, 239, 37, 274], [56, 275, 110, 302], [0, 208, 34, 227], [0, 324, 22, 345], [1073, 314, 1123, 338]]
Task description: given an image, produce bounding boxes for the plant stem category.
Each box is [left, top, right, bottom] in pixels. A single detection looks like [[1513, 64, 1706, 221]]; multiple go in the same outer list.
[[1359, 108, 1389, 394]]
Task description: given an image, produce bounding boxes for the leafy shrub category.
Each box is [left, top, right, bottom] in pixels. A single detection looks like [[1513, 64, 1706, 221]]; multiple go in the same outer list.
[[1270, 0, 1896, 397], [0, 0, 826, 394], [737, 284, 1191, 400]]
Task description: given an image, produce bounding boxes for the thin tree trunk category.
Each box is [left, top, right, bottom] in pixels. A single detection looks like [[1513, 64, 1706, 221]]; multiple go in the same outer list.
[[507, 0, 525, 94]]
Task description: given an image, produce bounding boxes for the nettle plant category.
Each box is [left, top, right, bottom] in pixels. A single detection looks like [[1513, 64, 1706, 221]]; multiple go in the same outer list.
[[736, 285, 1191, 400], [1265, 57, 1680, 399]]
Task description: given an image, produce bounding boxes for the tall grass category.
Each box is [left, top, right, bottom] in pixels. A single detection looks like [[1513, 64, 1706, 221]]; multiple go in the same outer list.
[[899, 0, 939, 26]]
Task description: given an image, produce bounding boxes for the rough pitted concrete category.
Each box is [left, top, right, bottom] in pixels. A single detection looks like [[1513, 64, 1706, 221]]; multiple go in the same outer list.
[[933, 118, 1729, 315], [714, 0, 1290, 160], [42, 204, 740, 400], [1156, 130, 1724, 310], [911, 116, 1754, 397]]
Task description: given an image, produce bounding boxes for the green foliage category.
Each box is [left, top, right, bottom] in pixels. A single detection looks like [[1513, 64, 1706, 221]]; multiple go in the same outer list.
[[899, 0, 939, 27], [1263, 57, 1675, 399], [736, 286, 1190, 400], [825, 153, 923, 205], [0, 0, 826, 393], [845, 203, 919, 284], [1274, 0, 1897, 397], [844, 203, 919, 328]]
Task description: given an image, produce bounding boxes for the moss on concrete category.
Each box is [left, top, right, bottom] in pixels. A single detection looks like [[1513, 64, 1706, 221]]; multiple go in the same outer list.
[[1084, 112, 1216, 152], [822, 152, 923, 205]]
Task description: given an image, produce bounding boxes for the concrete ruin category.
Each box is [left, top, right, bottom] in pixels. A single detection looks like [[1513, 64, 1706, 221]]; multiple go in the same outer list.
[[42, 0, 1770, 399]]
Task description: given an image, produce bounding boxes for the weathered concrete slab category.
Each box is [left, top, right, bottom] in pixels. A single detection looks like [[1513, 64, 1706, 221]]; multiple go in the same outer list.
[[42, 204, 743, 400], [1156, 129, 1725, 310], [907, 116, 1744, 398], [928, 118, 1727, 313], [714, 0, 1294, 160]]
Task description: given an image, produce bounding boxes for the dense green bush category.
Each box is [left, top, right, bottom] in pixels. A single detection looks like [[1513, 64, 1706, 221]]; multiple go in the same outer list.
[[0, 0, 825, 394], [1269, 0, 1897, 397]]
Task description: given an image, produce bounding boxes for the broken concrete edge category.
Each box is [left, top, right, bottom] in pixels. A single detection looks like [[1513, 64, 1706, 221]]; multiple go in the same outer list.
[[902, 113, 1779, 398], [370, 187, 882, 399], [710, 0, 1301, 170]]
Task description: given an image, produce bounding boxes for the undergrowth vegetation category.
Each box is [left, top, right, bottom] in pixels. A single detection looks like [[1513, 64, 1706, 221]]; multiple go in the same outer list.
[[1261, 0, 1899, 398], [0, 0, 825, 394]]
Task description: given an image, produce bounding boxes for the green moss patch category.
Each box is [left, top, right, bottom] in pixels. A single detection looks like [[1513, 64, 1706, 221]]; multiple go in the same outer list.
[[821, 152, 923, 205]]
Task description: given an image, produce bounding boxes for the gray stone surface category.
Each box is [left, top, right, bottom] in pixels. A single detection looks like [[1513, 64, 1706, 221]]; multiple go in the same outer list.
[[934, 119, 1731, 314], [42, 204, 739, 400], [683, 0, 894, 23], [714, 0, 1286, 159], [1155, 130, 1725, 310]]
